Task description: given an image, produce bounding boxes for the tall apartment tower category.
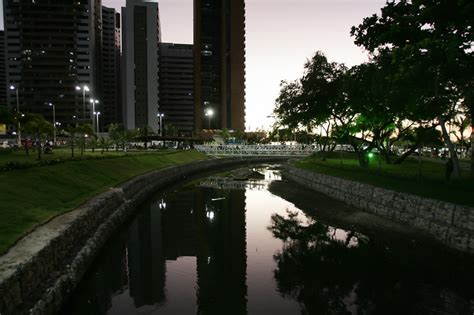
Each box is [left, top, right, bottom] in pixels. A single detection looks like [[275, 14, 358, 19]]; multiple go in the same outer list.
[[101, 7, 122, 131], [3, 0, 102, 126], [122, 0, 161, 132], [159, 43, 194, 136], [0, 31, 6, 107], [194, 0, 246, 131]]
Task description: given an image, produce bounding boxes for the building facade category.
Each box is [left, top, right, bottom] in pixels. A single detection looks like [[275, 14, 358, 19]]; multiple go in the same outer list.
[[122, 0, 161, 132], [0, 31, 6, 108], [194, 0, 246, 131], [159, 43, 194, 136], [3, 0, 102, 126], [101, 6, 122, 131]]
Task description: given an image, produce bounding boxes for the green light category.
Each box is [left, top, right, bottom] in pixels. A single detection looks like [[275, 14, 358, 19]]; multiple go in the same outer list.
[[368, 152, 374, 159]]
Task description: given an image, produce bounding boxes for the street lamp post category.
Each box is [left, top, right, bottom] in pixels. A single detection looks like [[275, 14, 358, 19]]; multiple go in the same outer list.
[[47, 102, 56, 145], [90, 99, 99, 131], [94, 112, 101, 134], [205, 108, 214, 129], [157, 113, 164, 137], [9, 85, 21, 146], [75, 85, 89, 121]]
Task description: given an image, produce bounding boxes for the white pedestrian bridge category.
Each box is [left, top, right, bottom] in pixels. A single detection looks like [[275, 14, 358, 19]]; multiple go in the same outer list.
[[194, 144, 319, 156]]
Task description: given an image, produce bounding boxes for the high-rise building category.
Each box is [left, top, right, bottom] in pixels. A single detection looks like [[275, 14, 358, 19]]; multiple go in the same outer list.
[[101, 6, 122, 131], [159, 43, 194, 136], [3, 0, 102, 126], [122, 0, 161, 132], [194, 0, 246, 131], [0, 31, 7, 107]]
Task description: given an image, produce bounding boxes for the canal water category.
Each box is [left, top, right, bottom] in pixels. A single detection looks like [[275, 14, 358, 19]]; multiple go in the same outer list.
[[61, 165, 474, 315]]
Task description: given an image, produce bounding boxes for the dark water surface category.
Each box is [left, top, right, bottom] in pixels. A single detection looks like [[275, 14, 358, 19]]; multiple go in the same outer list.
[[61, 166, 474, 315]]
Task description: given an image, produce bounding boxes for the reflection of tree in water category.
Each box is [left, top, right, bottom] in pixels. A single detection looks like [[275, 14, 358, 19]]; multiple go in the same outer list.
[[269, 210, 473, 315]]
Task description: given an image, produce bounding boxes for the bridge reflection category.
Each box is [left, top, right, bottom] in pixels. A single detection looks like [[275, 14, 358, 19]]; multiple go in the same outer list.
[[199, 177, 268, 190]]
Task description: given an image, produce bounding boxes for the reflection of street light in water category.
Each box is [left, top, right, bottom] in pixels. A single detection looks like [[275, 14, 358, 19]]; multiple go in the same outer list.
[[158, 199, 167, 210], [206, 211, 215, 220], [205, 108, 214, 129], [205, 204, 215, 221]]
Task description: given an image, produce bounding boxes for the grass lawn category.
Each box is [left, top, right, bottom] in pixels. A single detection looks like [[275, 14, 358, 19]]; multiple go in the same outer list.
[[0, 147, 164, 167], [296, 152, 474, 207], [0, 150, 207, 255]]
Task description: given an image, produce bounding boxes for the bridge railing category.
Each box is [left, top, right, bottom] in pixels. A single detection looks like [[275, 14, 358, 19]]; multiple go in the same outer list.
[[194, 144, 319, 156]]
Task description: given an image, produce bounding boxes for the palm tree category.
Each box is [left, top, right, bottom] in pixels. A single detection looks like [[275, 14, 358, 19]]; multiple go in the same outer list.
[[88, 137, 98, 153], [163, 123, 178, 148], [23, 113, 53, 161], [136, 125, 154, 150], [64, 125, 78, 158], [108, 123, 136, 152], [76, 123, 95, 156], [99, 136, 112, 154]]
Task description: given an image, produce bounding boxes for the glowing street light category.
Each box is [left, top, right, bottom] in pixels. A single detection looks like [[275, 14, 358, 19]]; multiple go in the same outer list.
[[94, 112, 101, 134], [157, 112, 164, 137], [90, 98, 99, 131], [75, 85, 89, 121], [46, 102, 56, 145], [9, 85, 21, 146], [205, 108, 214, 129]]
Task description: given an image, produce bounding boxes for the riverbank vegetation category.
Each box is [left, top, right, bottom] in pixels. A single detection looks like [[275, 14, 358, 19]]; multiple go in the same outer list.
[[296, 152, 474, 207], [0, 150, 207, 255], [274, 1, 473, 178]]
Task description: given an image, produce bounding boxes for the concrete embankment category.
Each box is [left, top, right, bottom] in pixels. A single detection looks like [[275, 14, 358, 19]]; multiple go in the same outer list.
[[284, 166, 474, 254], [0, 157, 287, 315]]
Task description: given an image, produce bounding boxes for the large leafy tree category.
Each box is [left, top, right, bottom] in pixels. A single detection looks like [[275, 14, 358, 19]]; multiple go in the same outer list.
[[351, 0, 474, 177], [274, 52, 354, 153]]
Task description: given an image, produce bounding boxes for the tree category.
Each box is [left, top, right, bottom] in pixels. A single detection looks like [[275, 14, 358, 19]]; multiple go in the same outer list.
[[218, 128, 231, 143], [163, 122, 178, 137], [98, 136, 112, 154], [23, 114, 53, 161], [351, 0, 474, 177], [393, 126, 443, 164], [64, 125, 78, 158], [274, 52, 350, 134], [136, 125, 154, 150], [108, 123, 123, 151], [0, 106, 13, 125], [76, 123, 95, 156]]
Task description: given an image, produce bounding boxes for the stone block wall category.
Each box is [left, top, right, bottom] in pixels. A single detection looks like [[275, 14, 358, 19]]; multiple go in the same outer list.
[[285, 166, 474, 253], [0, 156, 287, 315]]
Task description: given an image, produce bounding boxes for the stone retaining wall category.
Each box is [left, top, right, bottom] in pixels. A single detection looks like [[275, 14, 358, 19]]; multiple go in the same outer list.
[[0, 157, 287, 315], [285, 166, 474, 254]]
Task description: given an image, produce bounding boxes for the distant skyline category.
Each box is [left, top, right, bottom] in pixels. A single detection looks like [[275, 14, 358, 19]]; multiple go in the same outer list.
[[0, 0, 387, 130]]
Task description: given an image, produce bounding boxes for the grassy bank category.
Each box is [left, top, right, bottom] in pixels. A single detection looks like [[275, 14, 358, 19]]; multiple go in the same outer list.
[[0, 148, 163, 167], [0, 150, 207, 255], [296, 153, 474, 207]]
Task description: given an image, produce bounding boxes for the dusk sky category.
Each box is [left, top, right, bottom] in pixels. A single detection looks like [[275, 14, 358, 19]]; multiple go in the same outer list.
[[1, 0, 386, 131]]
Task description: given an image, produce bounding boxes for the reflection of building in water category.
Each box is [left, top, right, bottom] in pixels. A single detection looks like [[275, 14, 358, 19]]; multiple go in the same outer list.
[[61, 233, 129, 315], [162, 190, 197, 259], [127, 202, 166, 307], [195, 188, 248, 314]]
